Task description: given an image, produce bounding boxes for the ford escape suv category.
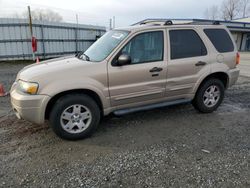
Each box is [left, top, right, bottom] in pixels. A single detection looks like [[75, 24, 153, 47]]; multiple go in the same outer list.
[[11, 20, 240, 140]]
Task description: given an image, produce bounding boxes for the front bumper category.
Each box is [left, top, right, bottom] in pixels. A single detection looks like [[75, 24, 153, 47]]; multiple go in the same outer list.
[[228, 68, 240, 88], [10, 88, 51, 124]]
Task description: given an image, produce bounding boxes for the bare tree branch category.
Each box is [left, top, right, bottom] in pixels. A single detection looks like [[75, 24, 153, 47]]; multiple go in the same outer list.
[[12, 9, 63, 22], [204, 5, 220, 20], [240, 0, 250, 17], [221, 0, 241, 20]]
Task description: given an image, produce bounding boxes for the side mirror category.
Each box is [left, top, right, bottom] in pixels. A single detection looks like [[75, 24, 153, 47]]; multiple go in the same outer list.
[[117, 54, 131, 66]]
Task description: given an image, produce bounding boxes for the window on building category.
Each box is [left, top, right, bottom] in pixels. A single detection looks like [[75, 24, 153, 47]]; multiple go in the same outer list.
[[169, 29, 207, 59], [245, 34, 250, 51]]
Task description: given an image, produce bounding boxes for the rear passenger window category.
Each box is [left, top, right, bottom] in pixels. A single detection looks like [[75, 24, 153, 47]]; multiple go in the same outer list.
[[169, 30, 207, 60], [204, 29, 234, 53]]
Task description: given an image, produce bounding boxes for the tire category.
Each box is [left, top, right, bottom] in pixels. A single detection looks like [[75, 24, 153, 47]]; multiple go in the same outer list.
[[192, 78, 225, 113], [49, 94, 100, 140]]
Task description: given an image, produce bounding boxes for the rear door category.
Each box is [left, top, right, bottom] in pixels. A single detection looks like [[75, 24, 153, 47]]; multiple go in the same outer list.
[[108, 30, 167, 107], [166, 28, 210, 97], [203, 28, 237, 69]]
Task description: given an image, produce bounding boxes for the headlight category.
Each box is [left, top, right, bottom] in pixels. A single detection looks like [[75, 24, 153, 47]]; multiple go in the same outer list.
[[17, 80, 39, 95]]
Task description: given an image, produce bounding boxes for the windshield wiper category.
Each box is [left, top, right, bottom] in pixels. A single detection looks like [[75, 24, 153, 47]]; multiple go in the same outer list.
[[82, 53, 90, 61], [75, 51, 83, 58], [75, 52, 90, 61]]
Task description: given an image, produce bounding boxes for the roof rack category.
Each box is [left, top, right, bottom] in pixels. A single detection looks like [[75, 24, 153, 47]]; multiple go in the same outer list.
[[139, 19, 172, 25], [164, 20, 173, 25], [135, 19, 221, 26], [213, 21, 220, 25]]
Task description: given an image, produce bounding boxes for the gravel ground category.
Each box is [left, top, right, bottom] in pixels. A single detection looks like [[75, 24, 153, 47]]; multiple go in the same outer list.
[[0, 62, 29, 115], [0, 62, 250, 187]]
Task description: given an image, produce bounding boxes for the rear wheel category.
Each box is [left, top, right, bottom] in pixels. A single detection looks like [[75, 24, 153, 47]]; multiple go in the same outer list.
[[192, 78, 225, 113], [49, 94, 100, 140]]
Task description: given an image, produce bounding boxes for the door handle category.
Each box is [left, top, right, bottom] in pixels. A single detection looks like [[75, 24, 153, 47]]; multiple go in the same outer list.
[[149, 67, 163, 73], [195, 61, 207, 66]]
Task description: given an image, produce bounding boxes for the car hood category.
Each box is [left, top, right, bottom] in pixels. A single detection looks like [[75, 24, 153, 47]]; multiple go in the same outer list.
[[17, 56, 98, 81]]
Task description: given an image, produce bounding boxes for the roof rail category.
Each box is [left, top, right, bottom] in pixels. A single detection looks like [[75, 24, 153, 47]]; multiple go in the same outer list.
[[164, 20, 173, 25], [138, 19, 174, 25], [139, 20, 174, 26], [133, 19, 221, 26], [213, 21, 220, 25]]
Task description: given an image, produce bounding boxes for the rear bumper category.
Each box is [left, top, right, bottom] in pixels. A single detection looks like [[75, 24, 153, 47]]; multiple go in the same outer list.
[[10, 89, 50, 124], [228, 68, 240, 88]]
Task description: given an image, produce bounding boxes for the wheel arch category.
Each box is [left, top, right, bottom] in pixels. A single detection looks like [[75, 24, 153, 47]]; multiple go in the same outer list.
[[45, 89, 104, 120], [194, 72, 229, 96]]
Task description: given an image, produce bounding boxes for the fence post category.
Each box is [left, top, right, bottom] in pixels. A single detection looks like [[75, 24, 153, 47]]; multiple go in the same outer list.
[[75, 27, 78, 54], [40, 25, 46, 59]]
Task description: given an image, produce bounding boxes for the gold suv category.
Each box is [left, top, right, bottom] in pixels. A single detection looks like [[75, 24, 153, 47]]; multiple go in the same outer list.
[[11, 20, 240, 140]]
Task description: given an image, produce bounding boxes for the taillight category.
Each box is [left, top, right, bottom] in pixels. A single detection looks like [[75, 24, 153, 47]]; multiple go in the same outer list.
[[236, 52, 240, 65]]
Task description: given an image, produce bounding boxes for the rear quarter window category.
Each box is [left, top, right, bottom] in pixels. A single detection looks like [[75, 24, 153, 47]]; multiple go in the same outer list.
[[204, 29, 234, 53]]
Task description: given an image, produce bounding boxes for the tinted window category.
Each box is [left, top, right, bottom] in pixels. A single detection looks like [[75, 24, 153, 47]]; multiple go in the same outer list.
[[170, 30, 207, 59], [121, 31, 164, 64], [204, 29, 234, 53]]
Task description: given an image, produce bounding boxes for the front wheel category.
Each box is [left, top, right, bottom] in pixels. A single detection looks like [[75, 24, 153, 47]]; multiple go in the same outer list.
[[49, 94, 100, 140], [192, 78, 225, 113]]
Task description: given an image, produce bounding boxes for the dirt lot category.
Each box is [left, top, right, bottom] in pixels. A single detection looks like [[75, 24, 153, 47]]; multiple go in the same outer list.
[[0, 59, 250, 187]]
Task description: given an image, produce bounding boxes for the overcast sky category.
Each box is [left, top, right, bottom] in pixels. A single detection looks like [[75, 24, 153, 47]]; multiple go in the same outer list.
[[0, 0, 225, 27]]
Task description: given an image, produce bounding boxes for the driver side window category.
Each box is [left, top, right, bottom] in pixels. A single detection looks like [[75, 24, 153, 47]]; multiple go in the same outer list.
[[121, 31, 164, 64]]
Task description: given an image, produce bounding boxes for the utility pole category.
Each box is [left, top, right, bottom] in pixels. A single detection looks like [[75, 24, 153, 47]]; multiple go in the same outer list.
[[76, 14, 79, 53], [113, 16, 115, 29], [109, 18, 112, 30], [28, 6, 35, 60]]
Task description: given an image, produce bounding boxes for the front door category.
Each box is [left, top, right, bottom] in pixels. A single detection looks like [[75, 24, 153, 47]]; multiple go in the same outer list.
[[108, 30, 167, 107]]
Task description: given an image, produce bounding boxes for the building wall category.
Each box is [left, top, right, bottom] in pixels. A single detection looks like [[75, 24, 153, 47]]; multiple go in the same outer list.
[[0, 18, 106, 61], [232, 32, 250, 51], [229, 30, 250, 51], [231, 32, 242, 50], [244, 33, 250, 51]]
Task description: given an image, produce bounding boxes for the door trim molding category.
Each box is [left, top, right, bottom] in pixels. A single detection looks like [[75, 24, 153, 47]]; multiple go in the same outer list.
[[114, 89, 164, 101]]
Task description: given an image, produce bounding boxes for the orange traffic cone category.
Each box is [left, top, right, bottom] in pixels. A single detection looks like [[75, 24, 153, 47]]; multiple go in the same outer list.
[[36, 57, 40, 63], [0, 84, 6, 97]]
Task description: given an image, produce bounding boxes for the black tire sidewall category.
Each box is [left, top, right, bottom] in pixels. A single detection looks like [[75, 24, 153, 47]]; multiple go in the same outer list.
[[49, 94, 100, 140], [193, 79, 225, 113]]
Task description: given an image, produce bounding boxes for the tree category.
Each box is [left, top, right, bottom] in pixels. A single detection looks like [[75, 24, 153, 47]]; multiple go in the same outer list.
[[240, 0, 249, 17], [221, 0, 241, 20], [30, 9, 63, 22], [12, 9, 63, 22], [204, 5, 220, 20]]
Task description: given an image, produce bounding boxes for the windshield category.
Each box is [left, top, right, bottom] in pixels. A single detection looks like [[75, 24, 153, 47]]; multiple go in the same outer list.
[[83, 30, 129, 62]]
